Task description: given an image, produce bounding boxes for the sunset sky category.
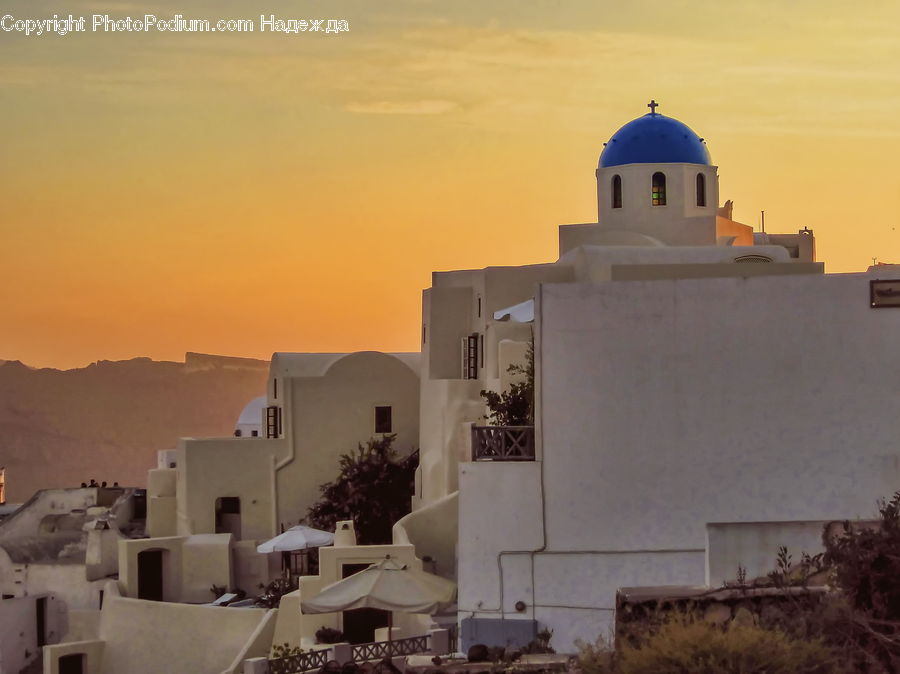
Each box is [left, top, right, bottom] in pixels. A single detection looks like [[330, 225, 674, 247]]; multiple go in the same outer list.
[[2, 0, 899, 369]]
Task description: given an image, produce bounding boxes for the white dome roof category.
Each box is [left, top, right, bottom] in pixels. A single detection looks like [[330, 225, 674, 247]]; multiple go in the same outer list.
[[237, 395, 267, 426]]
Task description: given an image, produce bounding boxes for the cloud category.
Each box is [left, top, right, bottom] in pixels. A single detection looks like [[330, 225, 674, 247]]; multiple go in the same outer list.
[[345, 99, 458, 115]]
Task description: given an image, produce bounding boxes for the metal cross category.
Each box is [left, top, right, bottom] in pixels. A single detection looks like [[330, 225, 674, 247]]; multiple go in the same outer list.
[[647, 99, 659, 114]]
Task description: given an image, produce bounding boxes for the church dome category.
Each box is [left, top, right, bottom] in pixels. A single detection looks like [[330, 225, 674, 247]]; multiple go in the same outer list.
[[236, 395, 266, 426], [599, 107, 710, 168]]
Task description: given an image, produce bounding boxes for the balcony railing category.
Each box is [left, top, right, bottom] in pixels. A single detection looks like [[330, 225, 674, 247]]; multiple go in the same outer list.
[[471, 425, 535, 461], [269, 648, 329, 674], [350, 635, 430, 662]]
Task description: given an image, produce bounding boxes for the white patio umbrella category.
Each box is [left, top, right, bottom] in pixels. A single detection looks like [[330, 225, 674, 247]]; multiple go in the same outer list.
[[301, 556, 457, 641], [256, 525, 335, 553]]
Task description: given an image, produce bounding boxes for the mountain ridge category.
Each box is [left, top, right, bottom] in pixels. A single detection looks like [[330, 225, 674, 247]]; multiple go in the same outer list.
[[0, 353, 270, 503]]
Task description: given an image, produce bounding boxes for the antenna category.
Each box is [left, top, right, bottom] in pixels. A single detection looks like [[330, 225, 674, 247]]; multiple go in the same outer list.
[[761, 210, 765, 233]]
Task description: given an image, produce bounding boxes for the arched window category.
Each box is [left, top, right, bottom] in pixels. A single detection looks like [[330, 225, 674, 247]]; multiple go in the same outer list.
[[651, 172, 666, 206], [696, 173, 706, 207], [612, 175, 622, 208]]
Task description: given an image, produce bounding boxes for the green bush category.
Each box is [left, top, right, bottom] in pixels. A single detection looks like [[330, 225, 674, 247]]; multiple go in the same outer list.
[[480, 339, 533, 426], [579, 612, 838, 674], [575, 636, 615, 674]]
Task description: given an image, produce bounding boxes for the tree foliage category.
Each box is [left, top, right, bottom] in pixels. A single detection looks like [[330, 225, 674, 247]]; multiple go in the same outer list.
[[306, 435, 417, 545], [480, 339, 534, 426], [814, 491, 900, 671], [826, 492, 900, 621]]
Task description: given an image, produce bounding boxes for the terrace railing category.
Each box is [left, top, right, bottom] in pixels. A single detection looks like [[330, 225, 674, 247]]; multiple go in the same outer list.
[[471, 426, 535, 461], [268, 648, 329, 674], [350, 635, 430, 662]]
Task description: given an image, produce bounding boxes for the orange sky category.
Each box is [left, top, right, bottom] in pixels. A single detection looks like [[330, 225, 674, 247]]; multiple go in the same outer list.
[[2, 0, 899, 369]]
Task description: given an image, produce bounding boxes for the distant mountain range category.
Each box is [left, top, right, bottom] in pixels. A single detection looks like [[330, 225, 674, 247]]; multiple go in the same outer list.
[[0, 353, 269, 503]]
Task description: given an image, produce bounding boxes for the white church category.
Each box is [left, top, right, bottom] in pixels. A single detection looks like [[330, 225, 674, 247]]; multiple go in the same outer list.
[[31, 102, 900, 672]]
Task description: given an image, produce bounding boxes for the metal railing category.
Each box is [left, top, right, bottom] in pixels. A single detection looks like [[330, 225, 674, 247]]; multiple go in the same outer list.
[[269, 648, 329, 674], [350, 635, 430, 662], [471, 426, 535, 461]]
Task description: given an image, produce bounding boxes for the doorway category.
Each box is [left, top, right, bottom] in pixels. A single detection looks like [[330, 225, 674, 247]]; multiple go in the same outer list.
[[137, 549, 164, 601], [36, 596, 46, 647], [59, 654, 85, 674], [215, 497, 242, 540], [340, 563, 389, 644]]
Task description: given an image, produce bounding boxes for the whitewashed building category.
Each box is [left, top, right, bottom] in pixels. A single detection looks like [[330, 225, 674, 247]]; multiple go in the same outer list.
[[432, 103, 900, 650], [37, 102, 900, 668]]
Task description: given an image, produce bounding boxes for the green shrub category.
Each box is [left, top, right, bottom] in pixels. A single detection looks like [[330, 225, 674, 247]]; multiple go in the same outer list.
[[575, 636, 615, 674], [611, 612, 837, 674], [315, 626, 345, 644], [480, 339, 533, 426]]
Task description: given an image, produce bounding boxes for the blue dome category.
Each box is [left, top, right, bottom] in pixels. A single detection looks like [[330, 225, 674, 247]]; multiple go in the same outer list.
[[599, 113, 710, 168]]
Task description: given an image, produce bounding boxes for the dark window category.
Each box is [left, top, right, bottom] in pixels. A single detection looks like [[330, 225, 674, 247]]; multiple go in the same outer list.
[[234, 429, 242, 437], [651, 172, 666, 206], [266, 406, 281, 438], [215, 497, 241, 538], [479, 334, 484, 369], [464, 334, 478, 379], [612, 175, 622, 208], [375, 406, 392, 433], [273, 378, 277, 400], [696, 173, 706, 207], [59, 654, 85, 674], [251, 430, 258, 437], [477, 296, 482, 317]]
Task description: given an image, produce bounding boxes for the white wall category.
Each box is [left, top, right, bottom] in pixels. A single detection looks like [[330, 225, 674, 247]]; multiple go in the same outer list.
[[705, 520, 831, 587], [0, 595, 65, 674], [539, 271, 900, 551], [94, 594, 270, 674], [458, 269, 900, 650], [593, 163, 719, 247], [276, 351, 420, 531]]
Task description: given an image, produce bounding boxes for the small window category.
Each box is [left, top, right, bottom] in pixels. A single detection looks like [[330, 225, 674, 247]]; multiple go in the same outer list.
[[422, 323, 426, 344], [266, 406, 281, 438], [462, 333, 479, 379], [59, 654, 85, 674], [234, 429, 242, 438], [651, 172, 666, 206], [273, 378, 278, 400], [215, 497, 241, 538], [696, 173, 706, 207], [375, 406, 392, 433], [251, 430, 258, 437], [612, 175, 622, 208]]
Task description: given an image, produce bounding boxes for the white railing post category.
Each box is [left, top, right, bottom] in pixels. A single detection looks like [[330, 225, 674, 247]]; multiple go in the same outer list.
[[428, 629, 450, 655], [243, 657, 270, 674], [333, 643, 354, 665]]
